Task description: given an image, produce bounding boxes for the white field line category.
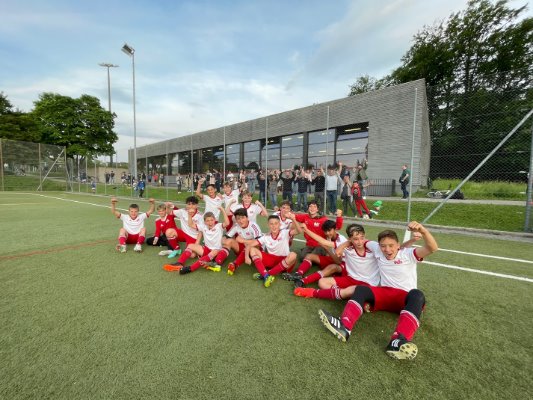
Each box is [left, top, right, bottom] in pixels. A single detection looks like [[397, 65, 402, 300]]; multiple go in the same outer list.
[[422, 261, 533, 283], [15, 193, 533, 283], [292, 239, 532, 283]]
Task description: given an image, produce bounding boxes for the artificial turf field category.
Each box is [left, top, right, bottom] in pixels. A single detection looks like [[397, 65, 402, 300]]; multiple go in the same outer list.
[[1, 192, 532, 400]]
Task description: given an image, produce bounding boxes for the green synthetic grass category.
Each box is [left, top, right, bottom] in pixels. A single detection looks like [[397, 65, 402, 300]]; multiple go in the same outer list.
[[417, 178, 528, 200], [1, 192, 532, 400]]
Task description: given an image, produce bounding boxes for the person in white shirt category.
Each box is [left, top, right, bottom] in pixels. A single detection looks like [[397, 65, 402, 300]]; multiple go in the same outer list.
[[169, 206, 231, 275], [318, 221, 438, 361], [325, 162, 343, 215], [243, 214, 301, 288], [196, 177, 224, 220], [111, 197, 155, 253]]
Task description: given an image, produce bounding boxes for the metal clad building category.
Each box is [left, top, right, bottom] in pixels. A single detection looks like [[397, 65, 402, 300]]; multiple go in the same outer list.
[[131, 79, 430, 192]]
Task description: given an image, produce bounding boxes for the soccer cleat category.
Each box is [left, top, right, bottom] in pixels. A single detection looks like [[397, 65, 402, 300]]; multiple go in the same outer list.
[[252, 273, 263, 280], [167, 249, 182, 259], [294, 287, 314, 298], [158, 250, 173, 256], [293, 278, 304, 288], [116, 244, 127, 253], [206, 265, 221, 272], [133, 244, 143, 252], [385, 334, 418, 360], [318, 309, 350, 342], [179, 266, 192, 275], [264, 274, 275, 288], [227, 263, 236, 276], [163, 263, 183, 272], [282, 272, 302, 281]]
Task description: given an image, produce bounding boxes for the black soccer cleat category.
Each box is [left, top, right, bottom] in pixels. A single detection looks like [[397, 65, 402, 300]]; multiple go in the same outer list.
[[282, 272, 302, 282], [385, 334, 418, 360], [318, 309, 350, 342], [179, 266, 192, 275], [293, 278, 304, 288]]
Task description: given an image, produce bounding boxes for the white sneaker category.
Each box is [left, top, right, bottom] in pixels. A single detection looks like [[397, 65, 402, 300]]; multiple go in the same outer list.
[[116, 244, 127, 253], [133, 244, 143, 252], [158, 250, 173, 256]]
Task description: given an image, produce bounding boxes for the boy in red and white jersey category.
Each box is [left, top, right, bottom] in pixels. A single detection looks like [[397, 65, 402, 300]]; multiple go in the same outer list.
[[243, 214, 301, 288], [294, 201, 343, 258], [290, 220, 347, 288], [226, 191, 268, 224], [196, 178, 224, 220], [222, 207, 263, 276], [221, 182, 241, 209], [272, 200, 294, 231], [164, 206, 230, 274], [146, 203, 179, 255], [318, 221, 438, 361], [163, 196, 204, 260], [294, 224, 379, 300], [111, 197, 155, 253]]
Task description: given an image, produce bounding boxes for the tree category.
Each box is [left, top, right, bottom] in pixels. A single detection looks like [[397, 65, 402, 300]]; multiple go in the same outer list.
[[0, 92, 42, 142], [32, 93, 118, 159], [348, 75, 393, 96], [349, 0, 532, 181]]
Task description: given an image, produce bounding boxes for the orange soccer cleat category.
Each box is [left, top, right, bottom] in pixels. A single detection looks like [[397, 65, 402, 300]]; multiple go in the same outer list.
[[163, 263, 183, 272], [293, 287, 315, 298]]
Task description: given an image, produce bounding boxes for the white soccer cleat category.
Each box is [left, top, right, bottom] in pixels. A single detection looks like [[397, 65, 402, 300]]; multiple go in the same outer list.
[[116, 244, 127, 253], [133, 244, 143, 252], [158, 250, 173, 256]]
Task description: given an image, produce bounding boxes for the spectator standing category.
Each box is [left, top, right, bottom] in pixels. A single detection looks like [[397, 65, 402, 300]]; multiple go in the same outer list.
[[295, 167, 311, 212], [356, 160, 368, 198], [268, 170, 280, 209], [258, 170, 266, 204], [279, 169, 295, 208], [325, 163, 342, 215], [340, 175, 356, 216], [312, 167, 326, 213], [399, 164, 410, 199]]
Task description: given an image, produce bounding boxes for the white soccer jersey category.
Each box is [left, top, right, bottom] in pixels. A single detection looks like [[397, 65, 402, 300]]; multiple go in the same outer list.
[[227, 221, 262, 240], [172, 209, 204, 239], [342, 240, 380, 286], [222, 189, 240, 207], [203, 194, 224, 219], [258, 229, 292, 257], [375, 247, 421, 292], [230, 203, 262, 223], [199, 222, 224, 250], [272, 211, 293, 231], [119, 213, 149, 235]]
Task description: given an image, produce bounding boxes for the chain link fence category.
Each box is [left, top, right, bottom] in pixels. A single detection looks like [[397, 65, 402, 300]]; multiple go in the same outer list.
[[421, 74, 532, 231], [0, 139, 68, 191]]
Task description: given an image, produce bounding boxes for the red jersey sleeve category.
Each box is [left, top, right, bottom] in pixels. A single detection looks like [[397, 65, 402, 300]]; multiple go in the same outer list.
[[335, 216, 343, 230]]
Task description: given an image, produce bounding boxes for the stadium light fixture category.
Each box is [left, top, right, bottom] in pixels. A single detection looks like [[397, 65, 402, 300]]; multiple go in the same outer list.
[[121, 43, 137, 180]]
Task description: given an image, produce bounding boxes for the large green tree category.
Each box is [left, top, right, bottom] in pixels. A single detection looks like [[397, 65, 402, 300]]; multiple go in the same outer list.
[[32, 93, 118, 159], [349, 0, 532, 181], [0, 92, 41, 142]]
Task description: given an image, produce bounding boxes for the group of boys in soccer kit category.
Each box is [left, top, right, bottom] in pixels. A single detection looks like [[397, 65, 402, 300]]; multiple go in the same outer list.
[[111, 178, 439, 361]]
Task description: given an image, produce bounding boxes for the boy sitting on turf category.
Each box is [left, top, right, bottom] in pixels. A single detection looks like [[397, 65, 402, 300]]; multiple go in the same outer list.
[[111, 197, 155, 253], [164, 206, 230, 274], [225, 190, 268, 224], [290, 219, 347, 288], [244, 214, 301, 288], [164, 196, 204, 260], [222, 207, 263, 276], [146, 203, 179, 256], [318, 221, 438, 360]]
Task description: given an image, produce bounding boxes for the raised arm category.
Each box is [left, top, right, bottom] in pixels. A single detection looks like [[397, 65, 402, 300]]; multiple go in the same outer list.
[[219, 206, 230, 228], [407, 221, 438, 259], [147, 198, 155, 216], [110, 197, 121, 218], [255, 200, 268, 217], [195, 178, 206, 199]]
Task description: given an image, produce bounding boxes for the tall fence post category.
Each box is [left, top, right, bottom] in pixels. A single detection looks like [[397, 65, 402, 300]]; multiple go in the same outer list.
[[0, 139, 4, 191], [38, 143, 42, 191], [525, 120, 533, 232]]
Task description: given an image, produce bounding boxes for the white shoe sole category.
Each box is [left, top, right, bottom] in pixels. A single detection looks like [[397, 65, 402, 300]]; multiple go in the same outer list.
[[318, 310, 347, 343], [386, 343, 418, 360]]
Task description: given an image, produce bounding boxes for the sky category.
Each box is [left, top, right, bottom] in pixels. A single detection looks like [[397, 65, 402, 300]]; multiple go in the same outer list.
[[1, 0, 530, 162]]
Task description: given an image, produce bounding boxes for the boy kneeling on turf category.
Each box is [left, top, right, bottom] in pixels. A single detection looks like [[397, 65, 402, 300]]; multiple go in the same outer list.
[[318, 221, 438, 360]]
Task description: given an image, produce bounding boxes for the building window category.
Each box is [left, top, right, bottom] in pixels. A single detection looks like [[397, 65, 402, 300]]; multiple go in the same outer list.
[[336, 123, 369, 167], [307, 129, 335, 168], [226, 143, 241, 172], [260, 137, 281, 170], [244, 140, 260, 170]]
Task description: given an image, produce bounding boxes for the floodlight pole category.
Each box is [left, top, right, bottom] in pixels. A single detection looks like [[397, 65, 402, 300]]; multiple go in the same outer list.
[[99, 62, 118, 166], [121, 43, 137, 181]]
